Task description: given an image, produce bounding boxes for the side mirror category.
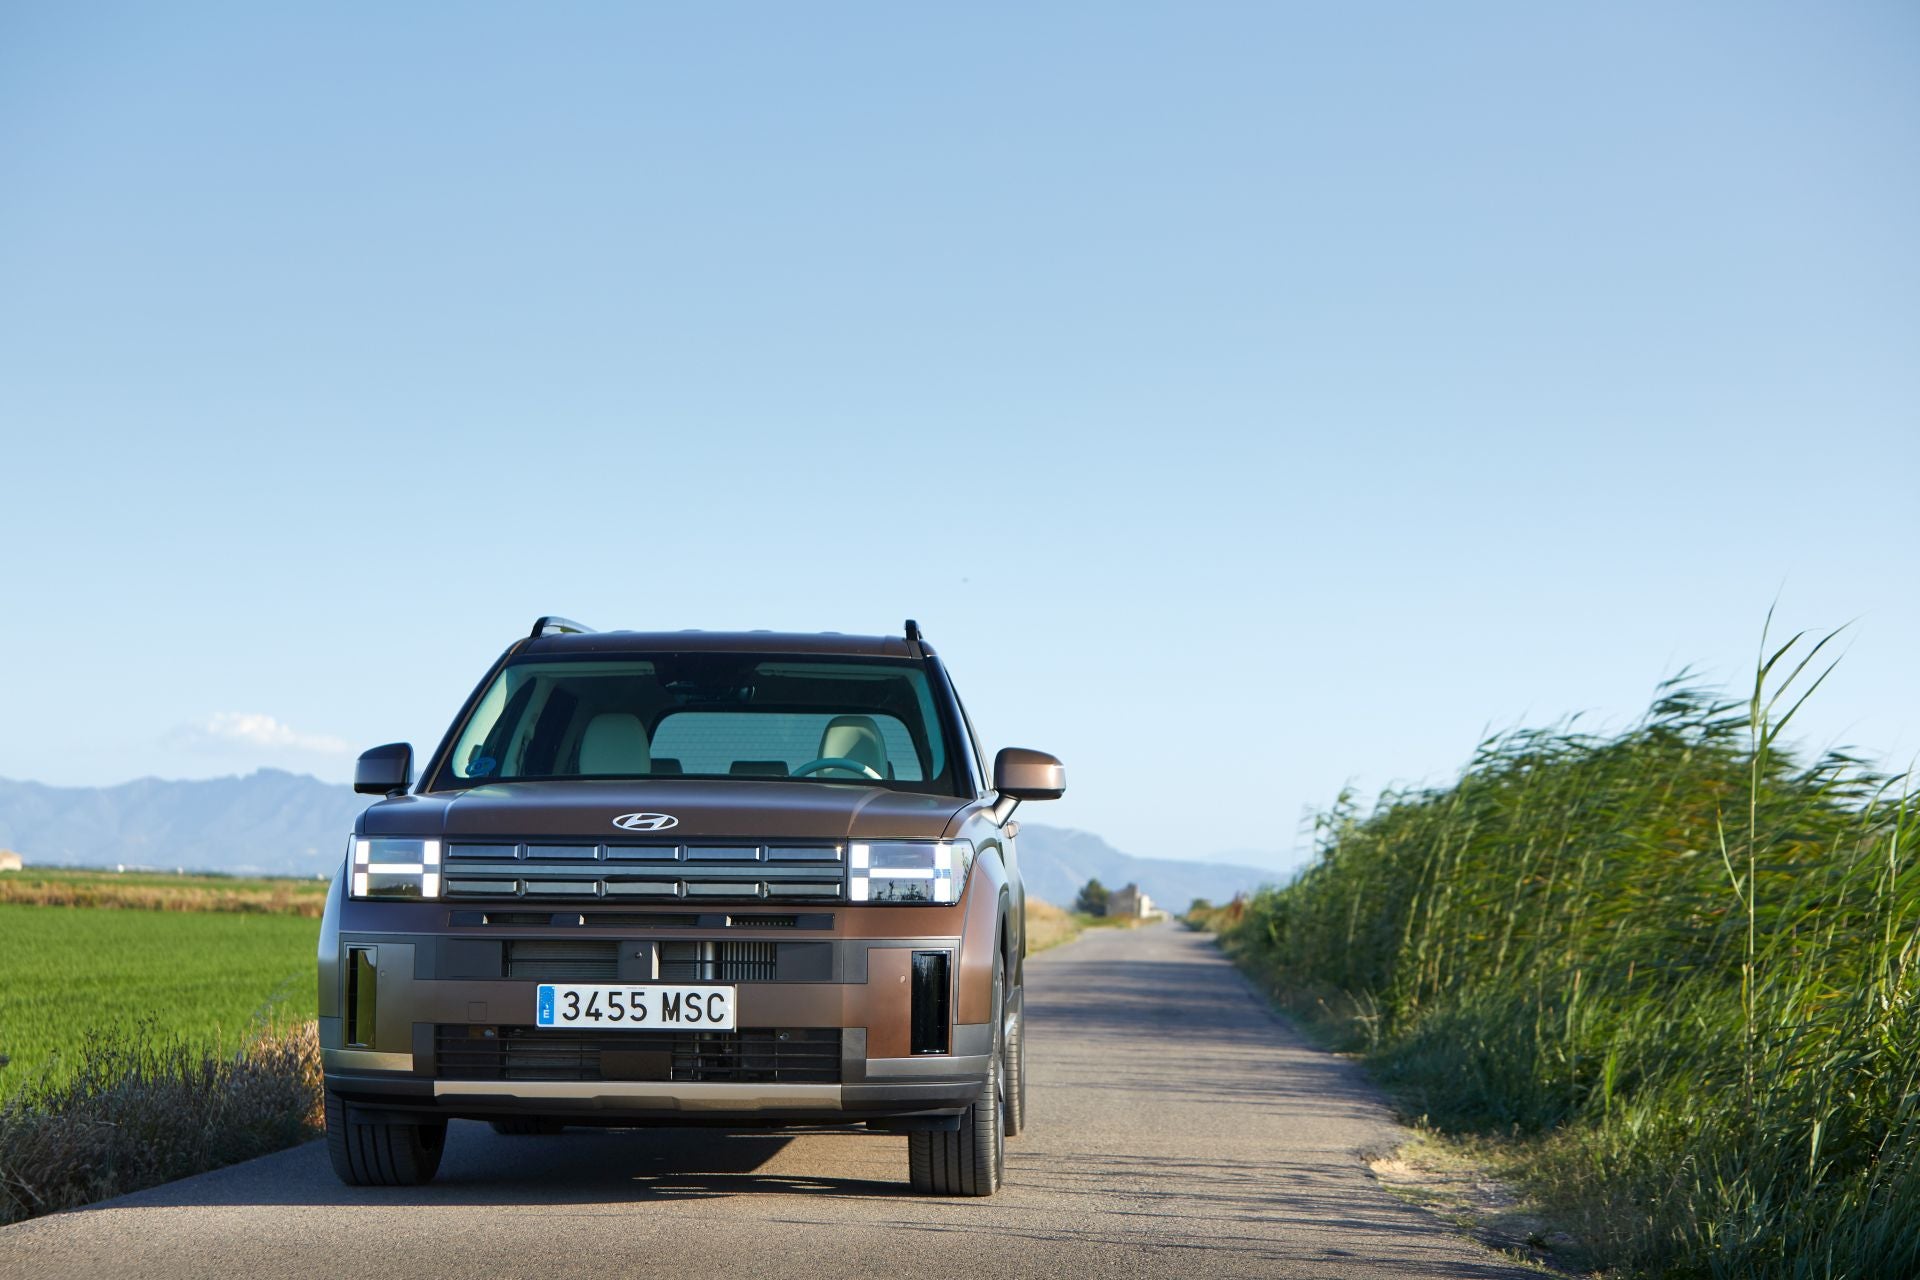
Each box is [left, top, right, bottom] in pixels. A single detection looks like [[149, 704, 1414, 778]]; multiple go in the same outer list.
[[993, 747, 1065, 801], [355, 743, 413, 796]]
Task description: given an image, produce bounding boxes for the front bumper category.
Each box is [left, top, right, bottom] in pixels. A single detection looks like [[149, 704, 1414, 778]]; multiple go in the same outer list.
[[324, 1064, 986, 1126], [319, 898, 997, 1126]]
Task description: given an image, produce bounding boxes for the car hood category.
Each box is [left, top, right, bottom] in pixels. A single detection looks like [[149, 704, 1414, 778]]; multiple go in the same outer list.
[[360, 779, 972, 843]]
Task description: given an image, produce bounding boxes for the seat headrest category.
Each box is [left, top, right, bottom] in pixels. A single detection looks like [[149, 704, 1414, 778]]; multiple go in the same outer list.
[[578, 713, 651, 775], [818, 715, 888, 776]]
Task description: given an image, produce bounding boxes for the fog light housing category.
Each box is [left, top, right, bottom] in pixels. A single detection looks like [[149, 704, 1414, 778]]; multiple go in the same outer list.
[[848, 840, 973, 904], [350, 837, 442, 900]]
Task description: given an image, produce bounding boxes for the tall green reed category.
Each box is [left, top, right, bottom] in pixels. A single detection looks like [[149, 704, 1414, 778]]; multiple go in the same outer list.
[[1216, 633, 1917, 1277]]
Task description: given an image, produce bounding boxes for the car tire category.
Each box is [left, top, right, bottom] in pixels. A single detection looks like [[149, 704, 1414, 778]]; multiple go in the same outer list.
[[325, 1090, 447, 1186], [908, 953, 1006, 1196], [489, 1117, 565, 1136], [1004, 997, 1027, 1138]]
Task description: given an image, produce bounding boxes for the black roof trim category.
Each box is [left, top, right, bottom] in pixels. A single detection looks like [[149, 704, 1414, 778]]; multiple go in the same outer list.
[[518, 630, 930, 659], [530, 616, 595, 639]]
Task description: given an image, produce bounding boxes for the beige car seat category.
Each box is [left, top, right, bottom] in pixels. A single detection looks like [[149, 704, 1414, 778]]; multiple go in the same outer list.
[[817, 715, 890, 778], [578, 712, 652, 775]]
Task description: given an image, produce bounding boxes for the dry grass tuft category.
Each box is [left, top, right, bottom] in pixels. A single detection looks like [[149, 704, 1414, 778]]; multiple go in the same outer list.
[[0, 874, 326, 918], [1024, 897, 1084, 953], [0, 1021, 322, 1225], [1186, 896, 1246, 931]]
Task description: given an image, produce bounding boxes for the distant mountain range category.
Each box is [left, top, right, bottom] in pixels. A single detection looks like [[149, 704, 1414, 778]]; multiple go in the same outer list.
[[0, 771, 1277, 906], [0, 771, 364, 876]]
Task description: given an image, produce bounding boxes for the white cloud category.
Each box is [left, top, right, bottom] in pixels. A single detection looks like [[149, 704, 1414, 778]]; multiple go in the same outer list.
[[184, 712, 351, 756]]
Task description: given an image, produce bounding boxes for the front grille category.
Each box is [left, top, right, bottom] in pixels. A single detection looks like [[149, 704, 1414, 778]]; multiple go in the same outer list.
[[493, 939, 797, 981], [659, 940, 777, 982], [435, 1025, 842, 1083], [442, 841, 845, 903], [505, 939, 619, 980]]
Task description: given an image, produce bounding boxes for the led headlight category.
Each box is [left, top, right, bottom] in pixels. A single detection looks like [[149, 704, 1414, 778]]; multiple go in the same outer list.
[[849, 840, 974, 904], [350, 837, 442, 900]]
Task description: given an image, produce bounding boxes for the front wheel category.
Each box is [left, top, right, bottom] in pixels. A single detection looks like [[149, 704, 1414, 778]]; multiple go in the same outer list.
[[908, 1050, 1005, 1196], [325, 1091, 447, 1186], [908, 954, 1007, 1196]]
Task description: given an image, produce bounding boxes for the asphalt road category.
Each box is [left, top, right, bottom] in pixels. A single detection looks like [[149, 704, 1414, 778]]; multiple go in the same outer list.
[[0, 923, 1536, 1280]]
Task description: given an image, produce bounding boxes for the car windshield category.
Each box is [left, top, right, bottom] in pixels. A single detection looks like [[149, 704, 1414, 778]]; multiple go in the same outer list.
[[436, 654, 955, 792]]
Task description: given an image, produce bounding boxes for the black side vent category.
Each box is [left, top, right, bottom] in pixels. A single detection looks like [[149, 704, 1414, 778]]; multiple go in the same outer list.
[[346, 946, 377, 1048], [659, 941, 780, 982], [910, 950, 951, 1055], [505, 939, 620, 980]]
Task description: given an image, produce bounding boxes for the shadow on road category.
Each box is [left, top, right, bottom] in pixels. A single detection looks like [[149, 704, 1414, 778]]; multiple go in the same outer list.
[[78, 1126, 914, 1213]]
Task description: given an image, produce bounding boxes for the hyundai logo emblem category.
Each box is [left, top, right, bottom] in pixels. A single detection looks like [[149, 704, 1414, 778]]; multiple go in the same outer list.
[[612, 812, 679, 832]]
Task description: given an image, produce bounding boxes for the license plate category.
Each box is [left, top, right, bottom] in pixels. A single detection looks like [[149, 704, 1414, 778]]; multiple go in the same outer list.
[[535, 984, 737, 1030]]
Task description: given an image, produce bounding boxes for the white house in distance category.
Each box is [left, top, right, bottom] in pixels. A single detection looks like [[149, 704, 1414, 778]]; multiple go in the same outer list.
[[0, 849, 22, 872], [1107, 882, 1166, 921]]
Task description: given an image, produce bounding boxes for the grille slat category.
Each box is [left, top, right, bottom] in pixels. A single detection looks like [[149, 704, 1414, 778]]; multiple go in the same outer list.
[[435, 1026, 842, 1083], [441, 882, 845, 902], [445, 911, 833, 929]]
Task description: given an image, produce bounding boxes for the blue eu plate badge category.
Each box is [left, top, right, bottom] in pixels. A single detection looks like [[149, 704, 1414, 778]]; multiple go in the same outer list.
[[537, 985, 557, 1026]]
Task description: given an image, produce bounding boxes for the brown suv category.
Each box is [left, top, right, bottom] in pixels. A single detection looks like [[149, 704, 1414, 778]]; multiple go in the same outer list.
[[319, 618, 1064, 1196]]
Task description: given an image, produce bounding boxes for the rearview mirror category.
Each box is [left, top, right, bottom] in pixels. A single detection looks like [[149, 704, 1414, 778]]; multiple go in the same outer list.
[[993, 747, 1065, 801], [355, 743, 413, 796]]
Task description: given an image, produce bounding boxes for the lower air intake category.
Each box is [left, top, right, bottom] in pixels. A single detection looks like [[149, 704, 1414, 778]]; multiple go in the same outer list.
[[434, 1026, 842, 1083]]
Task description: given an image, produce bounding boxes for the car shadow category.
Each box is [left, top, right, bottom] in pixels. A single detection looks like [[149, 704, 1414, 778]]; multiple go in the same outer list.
[[80, 1124, 916, 1212]]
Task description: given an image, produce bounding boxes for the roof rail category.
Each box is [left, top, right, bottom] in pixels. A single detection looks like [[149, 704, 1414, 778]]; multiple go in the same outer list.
[[904, 618, 924, 657], [530, 615, 595, 639]]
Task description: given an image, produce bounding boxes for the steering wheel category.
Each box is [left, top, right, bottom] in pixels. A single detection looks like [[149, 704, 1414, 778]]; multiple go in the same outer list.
[[790, 756, 884, 781]]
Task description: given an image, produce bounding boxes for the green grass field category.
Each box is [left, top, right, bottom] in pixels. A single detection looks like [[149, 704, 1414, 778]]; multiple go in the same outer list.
[[0, 903, 320, 1095]]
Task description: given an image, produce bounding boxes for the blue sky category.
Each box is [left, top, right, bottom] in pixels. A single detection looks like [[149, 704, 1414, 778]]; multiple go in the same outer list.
[[1, 3, 1914, 875]]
